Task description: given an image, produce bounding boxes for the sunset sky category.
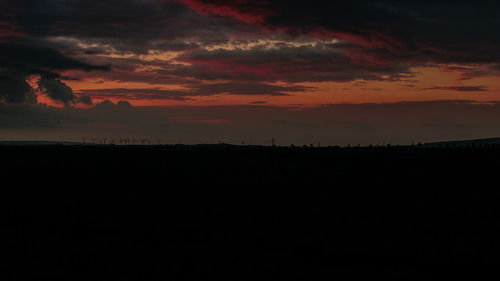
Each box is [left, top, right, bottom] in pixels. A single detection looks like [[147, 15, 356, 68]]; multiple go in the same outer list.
[[1, 0, 500, 145]]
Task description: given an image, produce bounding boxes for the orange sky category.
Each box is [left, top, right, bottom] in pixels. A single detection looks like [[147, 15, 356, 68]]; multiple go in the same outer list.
[[62, 66, 500, 107]]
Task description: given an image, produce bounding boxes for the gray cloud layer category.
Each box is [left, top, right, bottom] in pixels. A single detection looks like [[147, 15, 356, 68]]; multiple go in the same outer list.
[[2, 100, 500, 145]]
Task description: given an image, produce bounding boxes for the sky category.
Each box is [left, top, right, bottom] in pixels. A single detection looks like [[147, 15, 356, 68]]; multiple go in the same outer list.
[[1, 0, 500, 145]]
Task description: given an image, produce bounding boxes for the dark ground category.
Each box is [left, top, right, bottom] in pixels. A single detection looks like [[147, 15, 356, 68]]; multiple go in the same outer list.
[[1, 145, 499, 280]]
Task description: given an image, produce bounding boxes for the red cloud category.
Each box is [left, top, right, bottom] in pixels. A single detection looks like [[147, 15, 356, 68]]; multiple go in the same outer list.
[[179, 0, 269, 24], [0, 21, 24, 38], [184, 57, 274, 77], [178, 1, 409, 49]]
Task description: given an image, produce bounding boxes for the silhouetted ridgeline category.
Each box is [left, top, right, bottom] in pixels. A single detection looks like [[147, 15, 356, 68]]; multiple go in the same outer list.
[[423, 137, 500, 147], [2, 145, 499, 280]]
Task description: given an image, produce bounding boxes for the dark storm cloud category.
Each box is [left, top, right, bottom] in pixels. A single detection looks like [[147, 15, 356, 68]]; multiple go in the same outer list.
[[186, 82, 314, 96], [79, 88, 193, 101], [424, 86, 487, 92], [0, 41, 109, 104], [78, 41, 412, 86], [37, 77, 93, 105], [3, 1, 500, 67], [180, 1, 500, 65], [0, 39, 112, 98], [2, 0, 186, 39], [0, 0, 257, 52], [0, 42, 110, 74], [178, 45, 412, 82], [59, 55, 197, 85], [37, 78, 75, 104], [0, 71, 34, 103], [78, 95, 93, 105], [79, 82, 312, 100]]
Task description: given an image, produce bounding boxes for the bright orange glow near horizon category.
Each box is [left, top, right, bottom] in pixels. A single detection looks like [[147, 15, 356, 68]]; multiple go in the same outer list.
[[62, 67, 500, 107]]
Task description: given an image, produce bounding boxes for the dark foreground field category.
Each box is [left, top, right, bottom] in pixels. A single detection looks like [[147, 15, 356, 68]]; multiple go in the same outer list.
[[1, 145, 499, 280]]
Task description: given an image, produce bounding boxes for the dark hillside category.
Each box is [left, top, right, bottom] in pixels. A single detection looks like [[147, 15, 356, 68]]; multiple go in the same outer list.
[[2, 145, 499, 280]]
